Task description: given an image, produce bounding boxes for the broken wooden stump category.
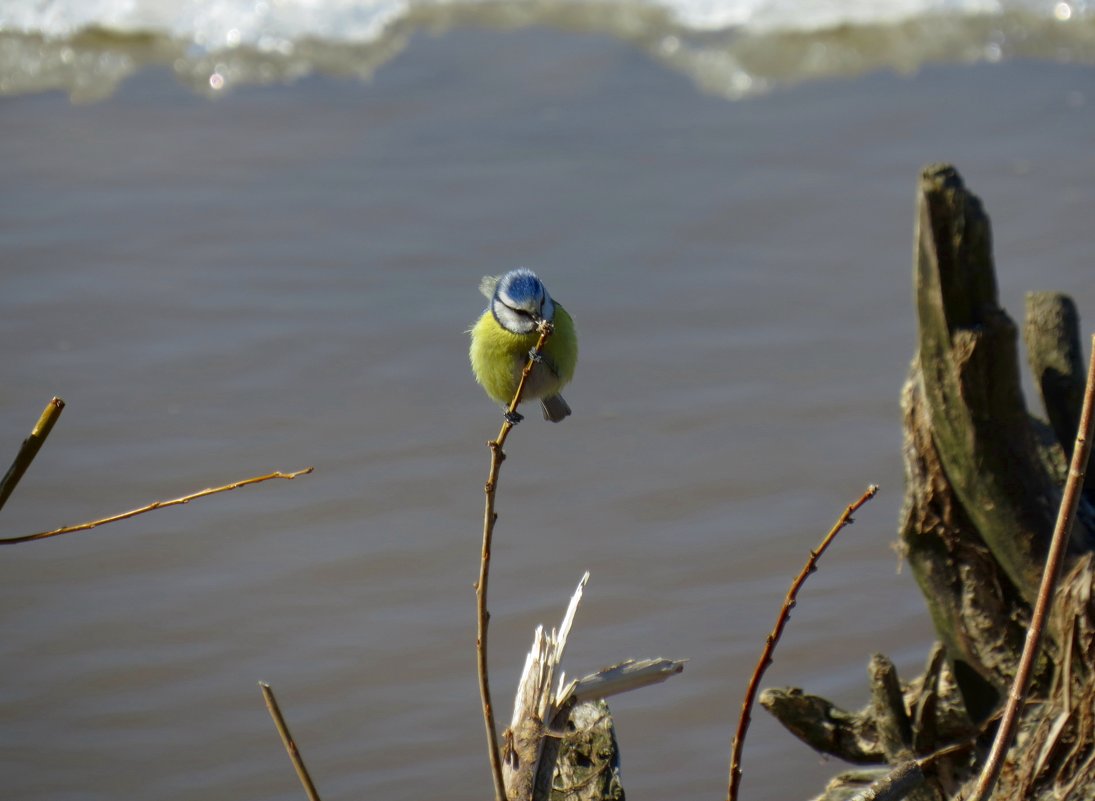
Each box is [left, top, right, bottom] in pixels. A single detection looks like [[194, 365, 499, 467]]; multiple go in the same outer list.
[[764, 164, 1095, 800], [502, 573, 686, 801]]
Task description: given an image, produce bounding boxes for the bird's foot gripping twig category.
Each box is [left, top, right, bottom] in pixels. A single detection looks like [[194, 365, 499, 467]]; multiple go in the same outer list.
[[504, 410, 524, 425]]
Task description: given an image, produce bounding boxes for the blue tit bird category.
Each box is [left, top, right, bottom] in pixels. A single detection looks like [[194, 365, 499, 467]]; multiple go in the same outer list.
[[469, 268, 578, 423]]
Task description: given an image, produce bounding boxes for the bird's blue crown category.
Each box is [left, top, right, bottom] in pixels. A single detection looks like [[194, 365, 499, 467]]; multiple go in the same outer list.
[[487, 268, 555, 334], [499, 268, 544, 303]]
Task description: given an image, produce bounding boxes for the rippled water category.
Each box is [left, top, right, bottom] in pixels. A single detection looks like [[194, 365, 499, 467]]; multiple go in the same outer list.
[[1, 26, 1094, 801]]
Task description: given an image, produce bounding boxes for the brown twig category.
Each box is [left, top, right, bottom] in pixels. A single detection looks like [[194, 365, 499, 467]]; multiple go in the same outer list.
[[0, 467, 314, 545], [260, 681, 322, 801], [477, 319, 554, 801], [967, 333, 1095, 801], [0, 396, 65, 512], [727, 483, 880, 801]]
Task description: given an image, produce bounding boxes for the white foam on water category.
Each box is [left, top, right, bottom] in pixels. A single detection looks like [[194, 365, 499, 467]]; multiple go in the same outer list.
[[0, 0, 1090, 99], [0, 0, 1073, 46]]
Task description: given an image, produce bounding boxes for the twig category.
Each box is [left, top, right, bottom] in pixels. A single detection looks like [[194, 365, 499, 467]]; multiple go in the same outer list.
[[967, 333, 1095, 801], [727, 484, 880, 801], [477, 320, 554, 801], [495, 319, 555, 450], [259, 681, 322, 801], [0, 467, 314, 545], [0, 396, 65, 512]]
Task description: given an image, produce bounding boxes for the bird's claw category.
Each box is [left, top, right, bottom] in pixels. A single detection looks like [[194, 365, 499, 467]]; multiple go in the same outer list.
[[527, 348, 543, 363], [504, 410, 524, 425]]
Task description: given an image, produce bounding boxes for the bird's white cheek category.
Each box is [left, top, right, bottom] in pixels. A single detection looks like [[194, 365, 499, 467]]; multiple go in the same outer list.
[[493, 302, 535, 334]]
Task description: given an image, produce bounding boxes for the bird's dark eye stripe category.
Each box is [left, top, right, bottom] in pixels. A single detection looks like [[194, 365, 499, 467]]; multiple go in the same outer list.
[[501, 302, 533, 319]]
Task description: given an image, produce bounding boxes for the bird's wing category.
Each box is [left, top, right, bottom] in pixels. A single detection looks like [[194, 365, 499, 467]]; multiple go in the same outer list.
[[479, 275, 500, 300], [539, 352, 561, 378]]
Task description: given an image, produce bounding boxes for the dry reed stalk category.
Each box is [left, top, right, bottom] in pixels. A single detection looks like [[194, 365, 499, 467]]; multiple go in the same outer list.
[[260, 681, 322, 801], [967, 334, 1095, 801], [0, 396, 65, 511]]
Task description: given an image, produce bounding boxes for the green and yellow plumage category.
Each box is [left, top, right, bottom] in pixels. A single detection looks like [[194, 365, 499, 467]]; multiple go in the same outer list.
[[469, 269, 578, 422]]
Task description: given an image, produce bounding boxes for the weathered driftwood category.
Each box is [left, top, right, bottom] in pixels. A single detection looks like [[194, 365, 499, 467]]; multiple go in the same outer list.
[[550, 700, 626, 801], [1024, 291, 1095, 507], [813, 761, 926, 801], [760, 646, 968, 769], [502, 573, 686, 801], [1025, 292, 1085, 464], [764, 164, 1095, 801], [911, 164, 1091, 602]]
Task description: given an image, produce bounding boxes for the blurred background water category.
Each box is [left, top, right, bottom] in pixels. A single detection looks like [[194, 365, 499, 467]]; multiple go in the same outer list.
[[3, 0, 1094, 101], [2, 2, 1094, 800]]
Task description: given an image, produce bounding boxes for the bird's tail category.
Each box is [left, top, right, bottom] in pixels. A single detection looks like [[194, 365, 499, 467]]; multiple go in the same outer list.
[[540, 394, 572, 422]]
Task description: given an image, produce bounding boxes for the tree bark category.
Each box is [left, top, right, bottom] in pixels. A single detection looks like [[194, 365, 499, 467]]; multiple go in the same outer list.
[[764, 164, 1095, 801]]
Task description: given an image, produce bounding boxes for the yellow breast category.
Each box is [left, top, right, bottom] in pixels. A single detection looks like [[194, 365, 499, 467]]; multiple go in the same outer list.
[[469, 305, 578, 406]]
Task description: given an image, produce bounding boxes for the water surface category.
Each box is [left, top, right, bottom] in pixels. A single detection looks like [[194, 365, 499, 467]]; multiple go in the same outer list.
[[2, 26, 1094, 801]]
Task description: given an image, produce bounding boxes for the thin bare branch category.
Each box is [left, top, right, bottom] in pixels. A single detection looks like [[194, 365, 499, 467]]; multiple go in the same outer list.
[[494, 319, 556, 449], [727, 484, 880, 801], [259, 682, 322, 801], [0, 467, 314, 545], [478, 319, 555, 801], [0, 396, 65, 512], [967, 333, 1095, 801]]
